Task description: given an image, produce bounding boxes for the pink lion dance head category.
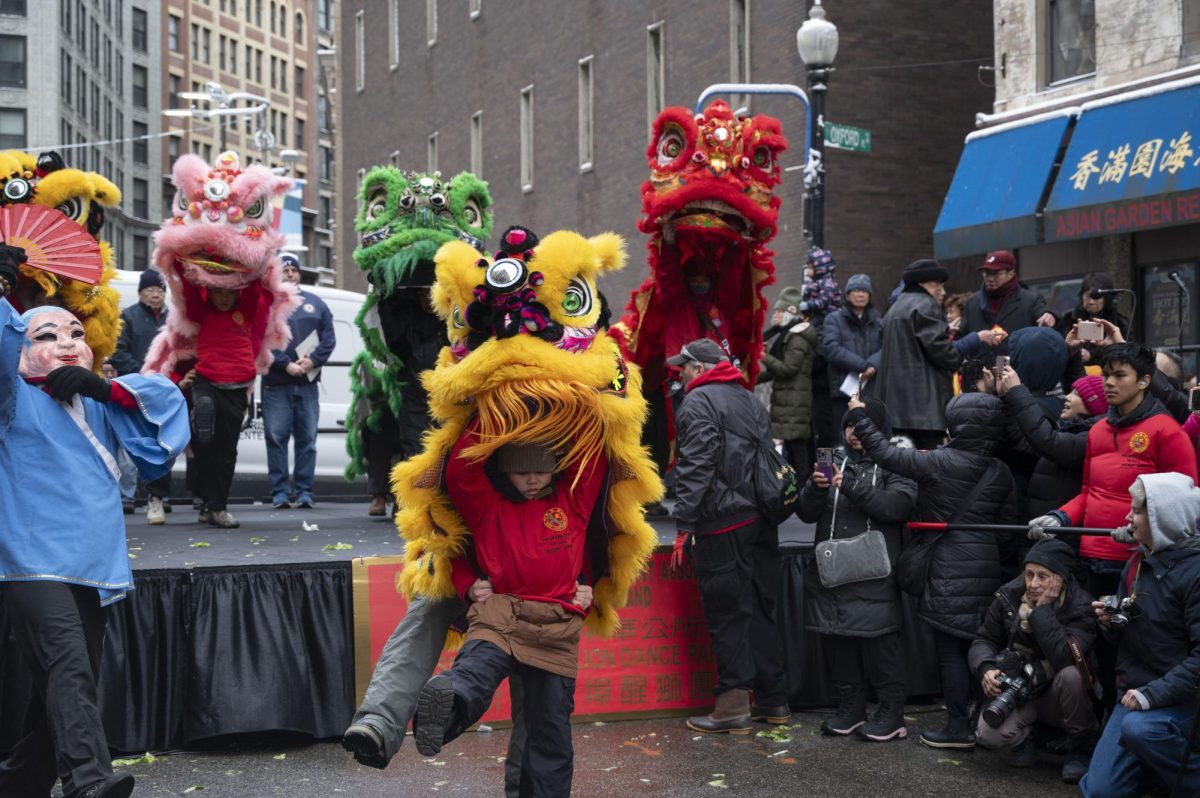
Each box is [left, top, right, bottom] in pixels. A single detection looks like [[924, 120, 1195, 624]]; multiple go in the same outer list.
[[142, 151, 300, 376]]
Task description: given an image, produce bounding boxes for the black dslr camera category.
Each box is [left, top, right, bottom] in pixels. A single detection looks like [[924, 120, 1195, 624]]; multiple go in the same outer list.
[[981, 648, 1050, 729], [1099, 594, 1136, 628]]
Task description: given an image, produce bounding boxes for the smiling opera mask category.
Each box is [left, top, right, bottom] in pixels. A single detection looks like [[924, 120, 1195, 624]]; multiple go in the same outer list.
[[19, 306, 93, 380]]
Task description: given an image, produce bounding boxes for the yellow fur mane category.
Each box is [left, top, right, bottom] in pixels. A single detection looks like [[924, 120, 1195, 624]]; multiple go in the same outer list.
[[393, 230, 663, 641]]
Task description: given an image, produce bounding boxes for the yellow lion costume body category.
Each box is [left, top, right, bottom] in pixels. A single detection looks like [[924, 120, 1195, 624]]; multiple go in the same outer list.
[[393, 227, 663, 641]]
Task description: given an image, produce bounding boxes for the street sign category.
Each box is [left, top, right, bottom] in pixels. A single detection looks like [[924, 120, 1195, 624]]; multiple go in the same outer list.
[[825, 123, 872, 153]]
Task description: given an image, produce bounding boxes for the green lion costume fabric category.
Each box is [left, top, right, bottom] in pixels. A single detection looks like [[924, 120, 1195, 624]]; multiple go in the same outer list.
[[344, 169, 493, 480]]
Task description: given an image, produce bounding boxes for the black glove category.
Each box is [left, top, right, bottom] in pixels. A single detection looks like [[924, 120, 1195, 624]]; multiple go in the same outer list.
[[0, 245, 26, 297], [44, 365, 112, 403]]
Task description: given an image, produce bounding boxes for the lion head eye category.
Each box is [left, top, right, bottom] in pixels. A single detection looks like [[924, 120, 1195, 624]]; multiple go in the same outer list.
[[656, 126, 687, 167], [562, 278, 593, 317]]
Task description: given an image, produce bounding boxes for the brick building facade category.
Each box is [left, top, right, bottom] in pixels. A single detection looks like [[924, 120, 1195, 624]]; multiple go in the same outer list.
[[336, 0, 992, 304]]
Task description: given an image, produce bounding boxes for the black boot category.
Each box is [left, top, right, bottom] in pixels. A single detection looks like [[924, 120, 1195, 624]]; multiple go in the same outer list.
[[918, 715, 976, 750], [857, 699, 907, 742], [1008, 736, 1037, 767], [1061, 734, 1094, 784], [821, 683, 868, 735], [414, 673, 457, 756]]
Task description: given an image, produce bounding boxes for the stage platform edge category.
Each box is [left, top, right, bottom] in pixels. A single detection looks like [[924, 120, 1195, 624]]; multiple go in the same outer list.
[[352, 548, 718, 725]]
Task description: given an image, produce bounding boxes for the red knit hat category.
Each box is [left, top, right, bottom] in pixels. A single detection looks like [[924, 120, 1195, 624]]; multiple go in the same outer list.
[[1072, 375, 1107, 416]]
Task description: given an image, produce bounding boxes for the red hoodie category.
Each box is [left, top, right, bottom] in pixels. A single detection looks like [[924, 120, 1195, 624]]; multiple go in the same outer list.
[[446, 422, 609, 614], [177, 279, 271, 384], [685, 359, 747, 392]]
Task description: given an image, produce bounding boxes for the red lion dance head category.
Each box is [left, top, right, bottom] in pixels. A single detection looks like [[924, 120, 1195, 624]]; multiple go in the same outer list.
[[616, 100, 787, 387]]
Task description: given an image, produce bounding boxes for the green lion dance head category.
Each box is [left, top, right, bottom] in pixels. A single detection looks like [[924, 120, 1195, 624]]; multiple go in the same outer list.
[[344, 168, 493, 482], [353, 168, 493, 291]]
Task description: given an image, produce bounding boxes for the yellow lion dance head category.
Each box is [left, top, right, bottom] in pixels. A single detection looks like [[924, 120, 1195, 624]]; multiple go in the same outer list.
[[394, 226, 664, 639], [0, 150, 123, 368]]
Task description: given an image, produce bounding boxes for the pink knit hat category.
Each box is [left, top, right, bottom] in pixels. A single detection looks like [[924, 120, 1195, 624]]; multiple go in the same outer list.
[[1072, 375, 1107, 416]]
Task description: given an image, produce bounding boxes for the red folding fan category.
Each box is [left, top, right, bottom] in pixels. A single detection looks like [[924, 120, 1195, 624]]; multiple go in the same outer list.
[[0, 204, 104, 285]]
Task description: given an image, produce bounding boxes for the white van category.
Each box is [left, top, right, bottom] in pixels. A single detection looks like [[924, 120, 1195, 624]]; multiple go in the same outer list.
[[109, 269, 368, 500]]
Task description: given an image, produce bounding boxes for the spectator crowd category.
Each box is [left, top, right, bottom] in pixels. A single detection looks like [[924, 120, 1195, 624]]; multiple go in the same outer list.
[[672, 248, 1200, 795]]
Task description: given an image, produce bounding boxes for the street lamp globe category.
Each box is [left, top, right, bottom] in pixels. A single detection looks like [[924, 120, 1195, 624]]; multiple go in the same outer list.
[[796, 0, 839, 68]]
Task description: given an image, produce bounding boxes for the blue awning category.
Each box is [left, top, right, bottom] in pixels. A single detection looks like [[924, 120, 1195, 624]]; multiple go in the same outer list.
[[1045, 78, 1200, 242], [933, 111, 1075, 260]]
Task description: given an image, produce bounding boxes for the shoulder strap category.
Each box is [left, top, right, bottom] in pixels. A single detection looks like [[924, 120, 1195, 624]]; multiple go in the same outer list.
[[948, 458, 1002, 525]]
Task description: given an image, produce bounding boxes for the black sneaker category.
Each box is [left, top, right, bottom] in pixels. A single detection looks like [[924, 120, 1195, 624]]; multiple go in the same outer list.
[[414, 674, 456, 757], [919, 717, 976, 750], [343, 722, 388, 769], [193, 394, 216, 445], [857, 700, 907, 742]]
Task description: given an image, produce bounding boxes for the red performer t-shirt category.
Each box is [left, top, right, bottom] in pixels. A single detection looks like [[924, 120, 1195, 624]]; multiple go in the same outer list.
[[445, 422, 609, 614]]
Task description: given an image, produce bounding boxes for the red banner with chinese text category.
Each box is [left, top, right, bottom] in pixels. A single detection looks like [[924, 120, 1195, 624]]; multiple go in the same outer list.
[[351, 550, 715, 723]]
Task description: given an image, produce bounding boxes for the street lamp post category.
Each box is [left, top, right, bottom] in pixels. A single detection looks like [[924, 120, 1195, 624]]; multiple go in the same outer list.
[[796, 0, 838, 249], [163, 81, 274, 163]]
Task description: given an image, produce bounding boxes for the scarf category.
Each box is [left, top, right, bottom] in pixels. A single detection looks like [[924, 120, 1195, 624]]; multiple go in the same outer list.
[[985, 276, 1020, 318]]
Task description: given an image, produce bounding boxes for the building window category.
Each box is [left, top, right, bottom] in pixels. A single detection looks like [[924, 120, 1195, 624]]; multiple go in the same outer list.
[[1047, 0, 1095, 85], [646, 22, 665, 135], [114, 109, 123, 156], [389, 0, 399, 67], [520, 85, 534, 192], [131, 7, 147, 51], [427, 0, 437, 47], [132, 178, 149, 219], [0, 0, 27, 16], [317, 0, 331, 32], [168, 74, 180, 108], [229, 39, 238, 74], [295, 11, 304, 43], [202, 28, 211, 64], [168, 135, 181, 161], [1187, 0, 1200, 54], [318, 93, 330, 131], [427, 131, 438, 173], [294, 65, 304, 99], [729, 0, 750, 110], [470, 110, 483, 177], [321, 145, 334, 182], [270, 55, 277, 89], [280, 59, 287, 92], [256, 49, 263, 83], [469, 0, 481, 20], [0, 108, 25, 149], [269, 0, 276, 32], [219, 36, 227, 70], [0, 35, 26, 88], [132, 234, 149, 271], [255, 0, 262, 26], [168, 14, 181, 51], [191, 23, 199, 60], [578, 56, 594, 172], [355, 10, 365, 92], [278, 2, 288, 37], [133, 121, 148, 163], [294, 116, 304, 149], [61, 51, 71, 101], [132, 64, 147, 108], [320, 195, 332, 228]]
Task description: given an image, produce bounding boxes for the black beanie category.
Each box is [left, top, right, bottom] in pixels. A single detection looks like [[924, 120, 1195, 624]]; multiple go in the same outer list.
[[138, 269, 165, 292], [902, 259, 949, 286], [843, 397, 891, 438], [495, 443, 557, 474], [1023, 538, 1077, 578]]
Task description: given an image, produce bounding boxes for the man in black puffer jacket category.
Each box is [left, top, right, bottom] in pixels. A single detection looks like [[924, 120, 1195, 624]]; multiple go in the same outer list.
[[671, 338, 789, 736], [847, 391, 1019, 750]]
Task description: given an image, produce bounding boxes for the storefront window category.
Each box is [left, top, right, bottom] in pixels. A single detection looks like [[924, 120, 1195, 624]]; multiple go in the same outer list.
[[1142, 262, 1199, 377]]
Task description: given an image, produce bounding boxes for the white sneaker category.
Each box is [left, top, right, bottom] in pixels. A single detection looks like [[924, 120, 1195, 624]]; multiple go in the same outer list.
[[147, 497, 166, 525]]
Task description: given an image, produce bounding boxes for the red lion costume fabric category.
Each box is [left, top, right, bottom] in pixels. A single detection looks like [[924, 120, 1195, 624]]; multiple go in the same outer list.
[[614, 100, 787, 390]]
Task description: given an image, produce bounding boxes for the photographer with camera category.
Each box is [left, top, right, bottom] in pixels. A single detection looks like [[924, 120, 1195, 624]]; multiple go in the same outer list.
[[1080, 473, 1200, 797], [968, 540, 1099, 783]]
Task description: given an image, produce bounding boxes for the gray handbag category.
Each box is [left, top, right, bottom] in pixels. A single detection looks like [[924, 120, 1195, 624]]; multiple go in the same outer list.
[[814, 460, 893, 589]]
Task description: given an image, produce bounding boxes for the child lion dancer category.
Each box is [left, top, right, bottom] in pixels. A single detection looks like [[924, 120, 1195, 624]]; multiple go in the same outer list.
[[0, 245, 189, 798], [355, 227, 661, 796]]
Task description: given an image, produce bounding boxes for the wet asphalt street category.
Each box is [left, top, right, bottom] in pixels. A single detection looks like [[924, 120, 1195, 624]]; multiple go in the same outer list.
[[95, 711, 1081, 798]]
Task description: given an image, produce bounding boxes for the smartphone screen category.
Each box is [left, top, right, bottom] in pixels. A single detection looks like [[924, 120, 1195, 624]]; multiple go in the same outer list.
[[1077, 320, 1104, 342], [994, 355, 1010, 371], [1190, 387, 1200, 413]]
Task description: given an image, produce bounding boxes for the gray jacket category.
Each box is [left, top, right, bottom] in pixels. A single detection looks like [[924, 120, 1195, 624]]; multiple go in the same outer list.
[[876, 287, 962, 432]]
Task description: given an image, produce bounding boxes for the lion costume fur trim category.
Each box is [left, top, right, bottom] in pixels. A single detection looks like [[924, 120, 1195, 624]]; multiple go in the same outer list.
[[393, 230, 662, 641]]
